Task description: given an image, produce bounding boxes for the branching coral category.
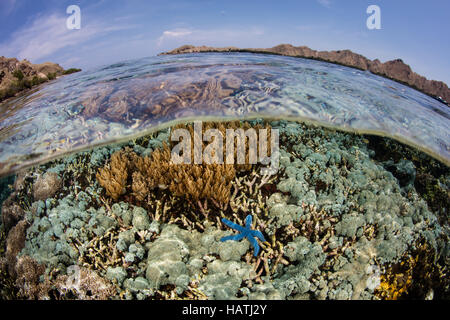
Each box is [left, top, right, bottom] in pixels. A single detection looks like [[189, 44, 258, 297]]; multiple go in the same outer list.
[[97, 121, 273, 205], [96, 149, 131, 200]]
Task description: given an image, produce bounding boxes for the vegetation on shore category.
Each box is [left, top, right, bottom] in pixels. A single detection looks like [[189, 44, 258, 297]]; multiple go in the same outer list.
[[0, 66, 81, 103]]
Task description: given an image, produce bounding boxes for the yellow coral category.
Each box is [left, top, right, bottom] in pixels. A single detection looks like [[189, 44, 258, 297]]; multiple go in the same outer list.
[[375, 255, 415, 300]]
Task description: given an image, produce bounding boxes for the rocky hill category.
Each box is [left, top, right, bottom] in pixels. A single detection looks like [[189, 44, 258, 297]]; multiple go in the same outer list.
[[161, 44, 450, 105], [0, 56, 81, 102]]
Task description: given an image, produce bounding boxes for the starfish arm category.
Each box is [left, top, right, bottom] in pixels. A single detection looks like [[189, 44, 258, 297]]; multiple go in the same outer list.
[[248, 236, 260, 256], [221, 218, 246, 233], [220, 233, 245, 242], [252, 230, 267, 243], [245, 215, 253, 229]]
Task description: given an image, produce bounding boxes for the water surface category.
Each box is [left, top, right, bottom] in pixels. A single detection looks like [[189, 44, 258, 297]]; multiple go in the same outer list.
[[0, 52, 448, 175]]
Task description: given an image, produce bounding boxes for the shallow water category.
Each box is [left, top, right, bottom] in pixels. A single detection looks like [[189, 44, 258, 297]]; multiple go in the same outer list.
[[0, 53, 449, 300], [1, 118, 448, 300], [0, 52, 449, 176]]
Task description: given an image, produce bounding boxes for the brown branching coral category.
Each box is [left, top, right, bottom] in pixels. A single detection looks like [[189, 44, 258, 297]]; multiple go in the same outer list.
[[97, 121, 273, 205], [130, 143, 236, 204], [1, 194, 25, 233], [96, 149, 131, 200], [131, 171, 148, 201], [169, 163, 236, 204]]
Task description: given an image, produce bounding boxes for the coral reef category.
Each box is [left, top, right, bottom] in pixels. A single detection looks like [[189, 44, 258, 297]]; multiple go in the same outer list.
[[0, 119, 448, 300], [375, 240, 449, 300]]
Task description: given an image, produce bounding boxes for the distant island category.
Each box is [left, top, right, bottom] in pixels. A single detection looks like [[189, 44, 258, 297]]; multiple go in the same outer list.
[[160, 44, 450, 106], [0, 56, 81, 102]]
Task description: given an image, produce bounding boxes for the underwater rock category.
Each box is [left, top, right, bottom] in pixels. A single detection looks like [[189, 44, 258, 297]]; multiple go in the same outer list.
[[33, 172, 62, 201]]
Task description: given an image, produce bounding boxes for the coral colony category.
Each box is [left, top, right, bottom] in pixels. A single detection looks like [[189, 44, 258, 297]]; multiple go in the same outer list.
[[221, 215, 267, 256], [170, 121, 279, 175]]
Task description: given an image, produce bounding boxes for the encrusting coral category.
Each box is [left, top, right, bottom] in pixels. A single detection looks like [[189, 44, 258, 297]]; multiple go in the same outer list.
[[97, 121, 273, 205]]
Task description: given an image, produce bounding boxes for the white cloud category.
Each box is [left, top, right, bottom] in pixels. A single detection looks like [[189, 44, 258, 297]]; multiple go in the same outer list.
[[157, 28, 193, 46], [0, 12, 136, 62], [156, 26, 265, 48], [162, 29, 193, 38]]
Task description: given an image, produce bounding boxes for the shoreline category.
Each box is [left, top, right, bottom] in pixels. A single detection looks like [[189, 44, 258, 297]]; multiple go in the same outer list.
[[159, 45, 450, 107]]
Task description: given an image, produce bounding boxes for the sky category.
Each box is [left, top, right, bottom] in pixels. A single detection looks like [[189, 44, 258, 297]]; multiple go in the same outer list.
[[0, 0, 449, 85]]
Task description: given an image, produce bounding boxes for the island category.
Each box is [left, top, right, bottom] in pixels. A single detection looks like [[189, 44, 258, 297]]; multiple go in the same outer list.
[[160, 44, 450, 105], [0, 56, 81, 102]]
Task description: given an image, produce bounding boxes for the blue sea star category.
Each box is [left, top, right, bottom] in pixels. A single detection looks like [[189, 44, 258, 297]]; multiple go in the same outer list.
[[220, 215, 266, 256]]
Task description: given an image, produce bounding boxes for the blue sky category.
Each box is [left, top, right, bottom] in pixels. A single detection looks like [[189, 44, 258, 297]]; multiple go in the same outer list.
[[0, 0, 449, 85]]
